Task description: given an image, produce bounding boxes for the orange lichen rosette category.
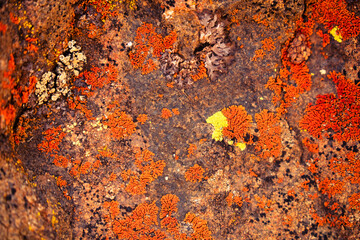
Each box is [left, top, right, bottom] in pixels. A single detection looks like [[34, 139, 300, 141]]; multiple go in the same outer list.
[[185, 164, 205, 183], [221, 105, 252, 142]]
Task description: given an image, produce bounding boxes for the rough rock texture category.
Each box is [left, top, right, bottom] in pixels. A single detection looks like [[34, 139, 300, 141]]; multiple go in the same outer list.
[[1, 0, 360, 239]]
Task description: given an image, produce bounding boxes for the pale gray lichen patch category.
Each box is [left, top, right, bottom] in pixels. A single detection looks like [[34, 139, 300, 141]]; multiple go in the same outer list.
[[35, 40, 87, 105]]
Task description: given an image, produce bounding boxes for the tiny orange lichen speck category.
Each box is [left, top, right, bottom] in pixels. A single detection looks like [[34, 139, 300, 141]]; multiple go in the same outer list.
[[56, 176, 67, 188], [187, 143, 197, 157], [137, 114, 148, 124], [161, 108, 172, 119], [172, 108, 180, 115], [166, 82, 175, 88]]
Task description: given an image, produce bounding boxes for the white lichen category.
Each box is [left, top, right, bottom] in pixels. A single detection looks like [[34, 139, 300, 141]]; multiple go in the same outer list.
[[35, 40, 87, 105]]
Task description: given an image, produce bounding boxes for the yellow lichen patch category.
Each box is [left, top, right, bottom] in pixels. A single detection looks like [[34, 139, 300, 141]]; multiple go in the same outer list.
[[235, 142, 246, 151], [330, 26, 343, 42], [206, 111, 228, 141]]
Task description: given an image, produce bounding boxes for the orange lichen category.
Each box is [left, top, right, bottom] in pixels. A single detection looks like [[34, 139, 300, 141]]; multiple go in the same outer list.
[[20, 76, 37, 104], [252, 49, 266, 61], [233, 196, 243, 207], [253, 13, 269, 27], [109, 172, 117, 181], [91, 159, 102, 171], [184, 212, 213, 240], [124, 149, 165, 195], [265, 76, 283, 106], [37, 126, 66, 154], [129, 23, 177, 75], [12, 116, 32, 144], [249, 168, 258, 178], [265, 20, 314, 116], [222, 105, 252, 142], [137, 114, 148, 124], [226, 192, 234, 206], [56, 176, 71, 200], [67, 97, 94, 120], [300, 180, 310, 191], [112, 201, 165, 239], [53, 155, 70, 168], [187, 143, 197, 157], [287, 189, 296, 197], [255, 110, 281, 159], [141, 58, 157, 75], [9, 12, 19, 24], [185, 164, 205, 183], [56, 176, 67, 188], [302, 137, 319, 153], [160, 194, 180, 219], [312, 0, 360, 40], [348, 193, 360, 211], [316, 29, 330, 48], [160, 195, 181, 235], [161, 108, 172, 119], [87, 0, 120, 19], [261, 37, 275, 51], [78, 64, 118, 94], [0, 101, 16, 127], [329, 152, 360, 184], [199, 138, 207, 145], [121, 169, 133, 182], [134, 148, 154, 167], [289, 62, 312, 92], [254, 195, 273, 212], [166, 82, 174, 88], [79, 162, 92, 175], [102, 109, 136, 140], [97, 148, 118, 159], [26, 44, 39, 53], [171, 108, 180, 115], [125, 175, 147, 195], [310, 209, 353, 228], [0, 54, 19, 127], [103, 201, 120, 219], [161, 216, 179, 234], [299, 71, 360, 141], [318, 178, 345, 198], [69, 160, 102, 178], [191, 61, 207, 81], [307, 162, 318, 174], [0, 22, 7, 34], [226, 192, 243, 207]]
